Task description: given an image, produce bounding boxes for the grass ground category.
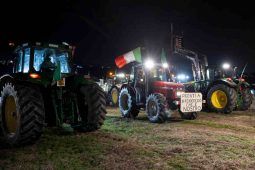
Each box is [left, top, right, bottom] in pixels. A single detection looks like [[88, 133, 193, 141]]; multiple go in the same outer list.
[[1, 108, 255, 170]]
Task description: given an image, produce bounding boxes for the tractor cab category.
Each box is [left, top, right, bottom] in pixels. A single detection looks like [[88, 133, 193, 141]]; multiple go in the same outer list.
[[205, 66, 237, 81], [130, 63, 171, 85], [12, 42, 73, 85]]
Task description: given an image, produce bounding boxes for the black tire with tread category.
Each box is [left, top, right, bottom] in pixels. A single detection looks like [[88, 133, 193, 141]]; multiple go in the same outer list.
[[0, 83, 45, 146], [207, 84, 237, 113], [78, 83, 107, 132], [237, 87, 252, 111], [146, 93, 167, 123], [119, 87, 139, 118]]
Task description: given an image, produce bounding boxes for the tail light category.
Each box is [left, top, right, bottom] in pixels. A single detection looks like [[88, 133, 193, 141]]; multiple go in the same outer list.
[[29, 73, 41, 79], [239, 78, 245, 82], [226, 78, 232, 81]]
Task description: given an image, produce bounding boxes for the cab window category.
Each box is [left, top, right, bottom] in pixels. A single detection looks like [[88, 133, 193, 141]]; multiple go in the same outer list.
[[23, 48, 30, 73], [33, 48, 71, 73], [16, 50, 23, 73]]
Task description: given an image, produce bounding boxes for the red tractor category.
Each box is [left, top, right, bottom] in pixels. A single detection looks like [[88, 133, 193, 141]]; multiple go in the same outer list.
[[118, 60, 202, 123]]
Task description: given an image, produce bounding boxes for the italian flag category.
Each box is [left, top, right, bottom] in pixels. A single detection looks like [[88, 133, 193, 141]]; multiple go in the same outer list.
[[115, 47, 142, 68]]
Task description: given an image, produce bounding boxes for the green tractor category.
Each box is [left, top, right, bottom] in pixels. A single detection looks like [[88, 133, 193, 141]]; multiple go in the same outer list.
[[226, 65, 253, 111], [0, 42, 107, 146], [173, 38, 252, 113]]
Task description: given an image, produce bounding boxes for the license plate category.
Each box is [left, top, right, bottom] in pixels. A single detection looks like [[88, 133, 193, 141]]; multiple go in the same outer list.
[[180, 93, 202, 112], [57, 78, 65, 87]]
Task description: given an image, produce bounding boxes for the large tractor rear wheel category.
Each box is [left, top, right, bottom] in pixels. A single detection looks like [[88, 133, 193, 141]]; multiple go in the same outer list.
[[119, 87, 139, 118], [237, 88, 252, 111], [0, 83, 45, 146], [146, 93, 167, 123], [78, 83, 107, 132], [207, 84, 237, 113]]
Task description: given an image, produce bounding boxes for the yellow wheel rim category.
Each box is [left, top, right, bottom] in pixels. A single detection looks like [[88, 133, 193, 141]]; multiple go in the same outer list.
[[111, 89, 119, 104], [211, 90, 228, 109], [4, 96, 18, 134]]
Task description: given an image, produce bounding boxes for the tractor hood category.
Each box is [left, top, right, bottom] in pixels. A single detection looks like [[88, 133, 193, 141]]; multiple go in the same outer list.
[[152, 81, 184, 90], [151, 81, 184, 101]]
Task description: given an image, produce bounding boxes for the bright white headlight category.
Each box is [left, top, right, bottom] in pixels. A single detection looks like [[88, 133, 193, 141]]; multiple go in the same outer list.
[[162, 63, 168, 68], [177, 74, 186, 80], [222, 63, 230, 70], [251, 90, 255, 95], [117, 73, 125, 78], [144, 59, 154, 69], [176, 91, 183, 97]]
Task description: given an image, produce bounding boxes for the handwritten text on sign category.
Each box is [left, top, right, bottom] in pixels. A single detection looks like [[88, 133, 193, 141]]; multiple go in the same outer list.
[[180, 93, 203, 112]]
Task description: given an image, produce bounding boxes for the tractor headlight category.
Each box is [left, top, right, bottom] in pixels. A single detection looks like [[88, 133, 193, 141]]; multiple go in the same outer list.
[[162, 63, 168, 68], [222, 63, 231, 70], [116, 73, 125, 78], [176, 91, 184, 97], [144, 59, 154, 69], [251, 89, 255, 95]]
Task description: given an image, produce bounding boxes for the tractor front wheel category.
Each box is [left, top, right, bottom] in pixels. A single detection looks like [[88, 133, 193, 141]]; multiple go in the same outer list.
[[78, 83, 107, 132], [207, 84, 237, 113], [146, 93, 167, 123], [0, 83, 45, 146]]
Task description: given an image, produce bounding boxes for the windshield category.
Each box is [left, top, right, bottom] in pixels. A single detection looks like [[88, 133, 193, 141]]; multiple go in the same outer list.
[[148, 66, 169, 82], [34, 48, 71, 73]]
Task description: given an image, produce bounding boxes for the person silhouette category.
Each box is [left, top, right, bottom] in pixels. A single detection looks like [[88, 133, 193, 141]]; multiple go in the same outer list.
[[40, 50, 56, 72]]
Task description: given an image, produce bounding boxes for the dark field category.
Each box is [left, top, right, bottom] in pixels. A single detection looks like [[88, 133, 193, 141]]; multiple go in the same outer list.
[[1, 108, 255, 170]]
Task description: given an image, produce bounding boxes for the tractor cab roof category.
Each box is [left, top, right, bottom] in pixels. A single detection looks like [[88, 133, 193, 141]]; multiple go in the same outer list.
[[14, 42, 74, 55]]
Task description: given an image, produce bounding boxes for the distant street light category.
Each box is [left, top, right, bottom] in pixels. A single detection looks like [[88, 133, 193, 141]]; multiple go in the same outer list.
[[222, 63, 231, 70], [8, 42, 15, 47]]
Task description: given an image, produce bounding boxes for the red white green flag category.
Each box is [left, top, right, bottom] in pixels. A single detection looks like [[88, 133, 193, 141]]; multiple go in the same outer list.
[[115, 47, 142, 68]]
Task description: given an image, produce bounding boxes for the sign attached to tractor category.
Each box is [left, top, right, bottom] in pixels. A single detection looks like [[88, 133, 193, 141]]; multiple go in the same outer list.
[[57, 78, 66, 87], [180, 93, 203, 112]]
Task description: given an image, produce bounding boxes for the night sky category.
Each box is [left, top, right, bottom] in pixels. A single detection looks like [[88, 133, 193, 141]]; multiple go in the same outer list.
[[1, 0, 255, 73]]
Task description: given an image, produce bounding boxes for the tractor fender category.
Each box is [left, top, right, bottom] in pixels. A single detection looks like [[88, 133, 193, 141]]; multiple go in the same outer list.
[[120, 84, 129, 90], [109, 85, 119, 91], [0, 74, 13, 86], [120, 84, 136, 95], [207, 79, 237, 93], [0, 74, 45, 93]]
